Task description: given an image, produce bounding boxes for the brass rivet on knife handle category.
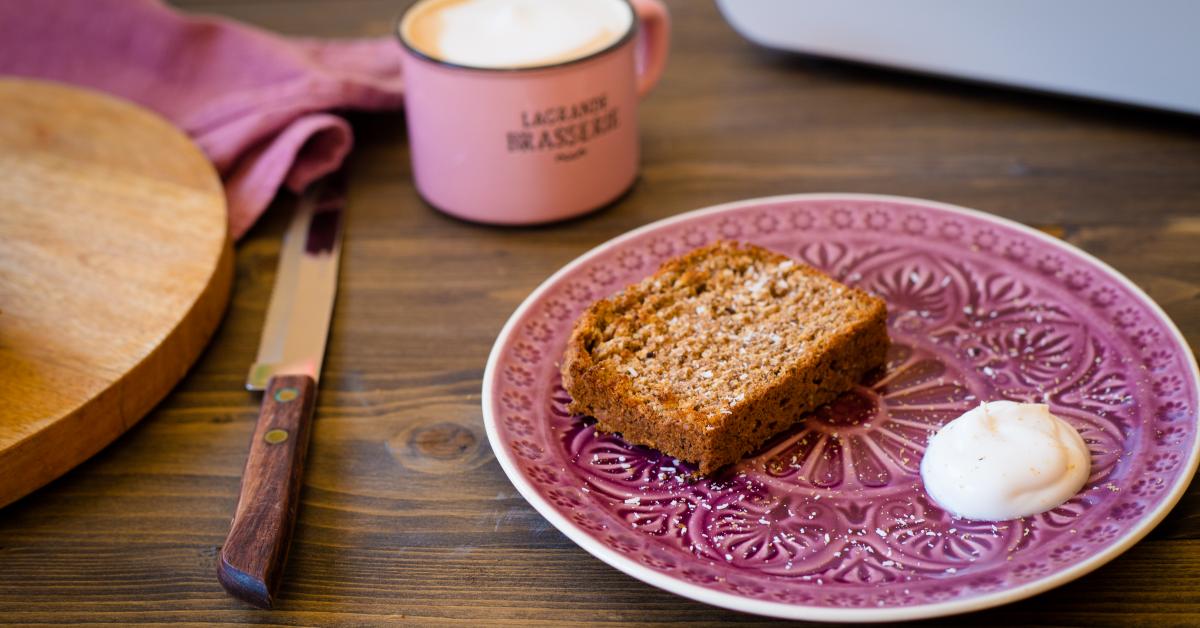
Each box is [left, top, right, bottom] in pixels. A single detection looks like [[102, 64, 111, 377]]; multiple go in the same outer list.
[[218, 374, 317, 608]]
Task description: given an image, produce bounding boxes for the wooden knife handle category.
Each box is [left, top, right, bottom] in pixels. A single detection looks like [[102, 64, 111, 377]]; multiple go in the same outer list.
[[218, 374, 316, 608]]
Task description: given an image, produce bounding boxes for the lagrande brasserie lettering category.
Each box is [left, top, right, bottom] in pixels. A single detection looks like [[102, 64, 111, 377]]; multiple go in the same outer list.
[[507, 93, 620, 153]]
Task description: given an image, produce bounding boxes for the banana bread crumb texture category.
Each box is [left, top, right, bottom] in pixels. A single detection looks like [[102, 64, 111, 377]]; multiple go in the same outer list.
[[561, 241, 889, 474]]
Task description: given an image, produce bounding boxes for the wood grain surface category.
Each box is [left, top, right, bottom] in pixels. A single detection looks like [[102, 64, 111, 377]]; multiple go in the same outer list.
[[0, 79, 232, 509], [2, 1, 1199, 625]]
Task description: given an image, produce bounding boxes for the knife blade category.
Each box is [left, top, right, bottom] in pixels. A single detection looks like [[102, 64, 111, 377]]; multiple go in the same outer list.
[[217, 176, 345, 608]]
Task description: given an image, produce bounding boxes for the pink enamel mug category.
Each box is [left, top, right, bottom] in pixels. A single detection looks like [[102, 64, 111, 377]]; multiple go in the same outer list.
[[396, 0, 670, 225]]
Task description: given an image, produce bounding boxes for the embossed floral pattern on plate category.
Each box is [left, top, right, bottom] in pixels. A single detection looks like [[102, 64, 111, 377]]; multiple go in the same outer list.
[[482, 195, 1199, 621]]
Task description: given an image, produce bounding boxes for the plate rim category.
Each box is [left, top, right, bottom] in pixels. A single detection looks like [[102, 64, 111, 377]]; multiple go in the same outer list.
[[481, 193, 1200, 622]]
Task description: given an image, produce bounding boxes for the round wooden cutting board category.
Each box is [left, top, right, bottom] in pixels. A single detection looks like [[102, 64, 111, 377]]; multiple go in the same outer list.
[[0, 79, 233, 508]]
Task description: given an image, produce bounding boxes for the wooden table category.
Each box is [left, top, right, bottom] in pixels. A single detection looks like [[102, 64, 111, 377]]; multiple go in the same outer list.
[[3, 1, 1198, 625]]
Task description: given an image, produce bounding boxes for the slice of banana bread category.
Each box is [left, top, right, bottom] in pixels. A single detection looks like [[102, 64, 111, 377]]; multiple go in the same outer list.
[[561, 241, 888, 474]]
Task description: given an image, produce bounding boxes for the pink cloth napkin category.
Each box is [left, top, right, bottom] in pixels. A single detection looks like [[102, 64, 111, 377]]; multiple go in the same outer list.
[[0, 0, 404, 239]]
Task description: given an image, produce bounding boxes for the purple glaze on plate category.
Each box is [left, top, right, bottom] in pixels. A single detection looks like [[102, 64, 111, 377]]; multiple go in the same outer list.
[[483, 195, 1200, 620]]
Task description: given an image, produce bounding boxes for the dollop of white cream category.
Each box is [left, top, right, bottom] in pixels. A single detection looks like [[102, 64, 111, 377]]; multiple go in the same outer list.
[[920, 401, 1091, 521], [434, 0, 632, 69]]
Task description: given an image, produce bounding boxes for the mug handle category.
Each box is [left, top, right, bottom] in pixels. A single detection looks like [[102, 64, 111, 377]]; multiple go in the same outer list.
[[631, 0, 670, 98]]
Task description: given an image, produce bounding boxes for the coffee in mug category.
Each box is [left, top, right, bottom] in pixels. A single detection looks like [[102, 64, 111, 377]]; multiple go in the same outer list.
[[403, 0, 633, 69], [397, 0, 670, 225]]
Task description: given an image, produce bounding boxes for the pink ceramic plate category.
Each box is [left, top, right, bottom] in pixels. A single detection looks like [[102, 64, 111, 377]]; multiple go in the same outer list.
[[481, 194, 1200, 622]]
